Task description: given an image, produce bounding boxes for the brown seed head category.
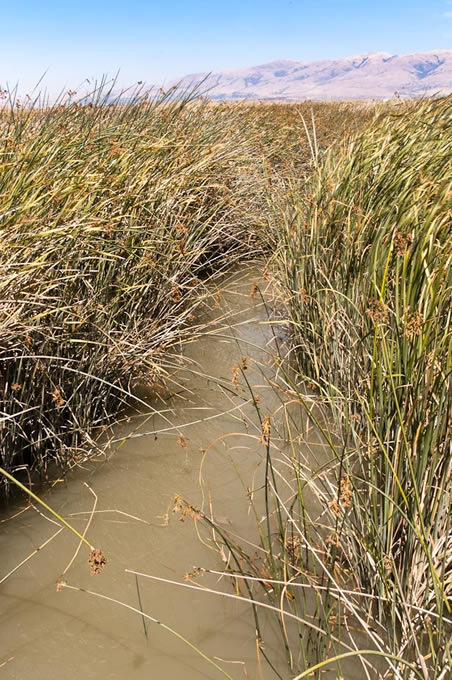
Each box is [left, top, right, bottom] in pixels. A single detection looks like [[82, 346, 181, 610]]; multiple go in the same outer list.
[[367, 299, 389, 325], [404, 311, 423, 339], [88, 548, 107, 575], [394, 230, 412, 256]]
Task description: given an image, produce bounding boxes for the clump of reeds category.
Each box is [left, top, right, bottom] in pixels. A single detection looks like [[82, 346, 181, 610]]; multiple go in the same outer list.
[[0, 85, 263, 496], [261, 96, 451, 677]]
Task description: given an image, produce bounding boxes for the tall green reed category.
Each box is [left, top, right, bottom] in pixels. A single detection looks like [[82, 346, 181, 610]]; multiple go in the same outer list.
[[265, 96, 451, 677]]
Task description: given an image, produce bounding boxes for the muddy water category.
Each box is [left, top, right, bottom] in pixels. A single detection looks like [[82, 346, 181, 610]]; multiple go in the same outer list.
[[0, 270, 299, 680]]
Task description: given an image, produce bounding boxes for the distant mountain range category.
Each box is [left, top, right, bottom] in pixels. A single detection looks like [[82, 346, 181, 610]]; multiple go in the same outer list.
[[171, 51, 452, 101]]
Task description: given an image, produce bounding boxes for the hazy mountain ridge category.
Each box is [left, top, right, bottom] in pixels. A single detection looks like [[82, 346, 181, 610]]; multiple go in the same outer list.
[[172, 51, 452, 100]]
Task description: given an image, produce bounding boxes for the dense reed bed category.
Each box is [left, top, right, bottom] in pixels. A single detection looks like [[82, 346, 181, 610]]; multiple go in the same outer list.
[[251, 95, 451, 677], [0, 88, 263, 495]]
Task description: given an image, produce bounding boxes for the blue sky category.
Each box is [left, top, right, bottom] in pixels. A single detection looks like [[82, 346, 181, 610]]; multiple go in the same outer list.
[[1, 0, 451, 95]]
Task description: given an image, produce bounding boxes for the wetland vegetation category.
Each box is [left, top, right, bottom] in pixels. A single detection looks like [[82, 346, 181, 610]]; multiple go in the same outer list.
[[0, 87, 450, 679]]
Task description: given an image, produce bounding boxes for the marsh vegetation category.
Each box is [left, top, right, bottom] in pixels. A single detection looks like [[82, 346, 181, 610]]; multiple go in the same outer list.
[[0, 87, 450, 679]]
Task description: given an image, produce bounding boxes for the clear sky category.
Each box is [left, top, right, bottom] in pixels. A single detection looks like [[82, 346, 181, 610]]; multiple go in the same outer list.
[[1, 0, 451, 95]]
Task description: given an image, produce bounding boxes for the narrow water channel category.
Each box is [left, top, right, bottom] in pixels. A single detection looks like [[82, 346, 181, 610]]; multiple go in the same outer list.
[[1, 269, 299, 680]]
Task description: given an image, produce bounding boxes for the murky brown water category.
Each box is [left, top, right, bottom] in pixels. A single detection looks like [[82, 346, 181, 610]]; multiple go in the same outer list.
[[0, 270, 296, 680], [0, 269, 377, 680]]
